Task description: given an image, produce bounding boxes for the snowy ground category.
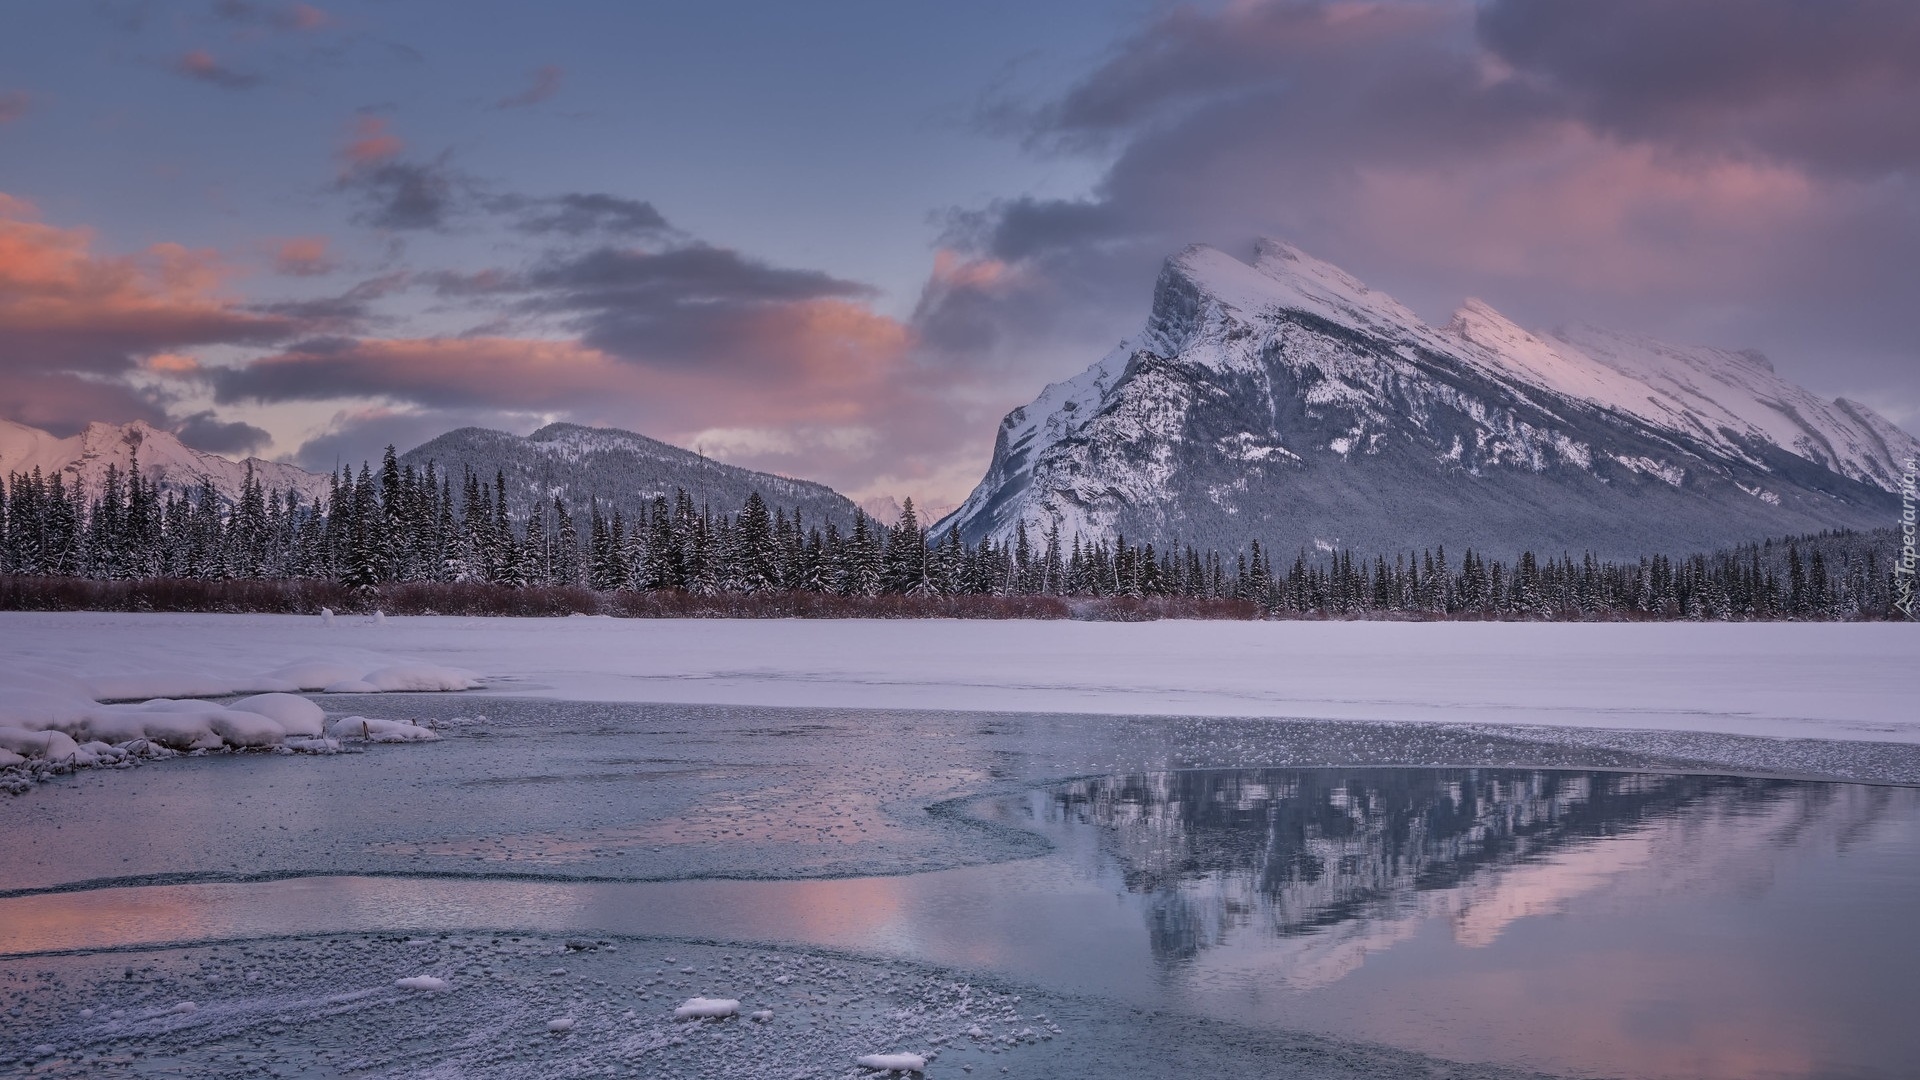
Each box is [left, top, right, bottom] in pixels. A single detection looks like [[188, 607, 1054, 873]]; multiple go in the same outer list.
[[0, 612, 1914, 743]]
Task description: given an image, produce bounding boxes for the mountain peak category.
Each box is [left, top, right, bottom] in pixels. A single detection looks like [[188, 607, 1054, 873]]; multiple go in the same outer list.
[[1163, 239, 1430, 345], [398, 422, 862, 528], [0, 418, 327, 504], [944, 239, 1920, 556]]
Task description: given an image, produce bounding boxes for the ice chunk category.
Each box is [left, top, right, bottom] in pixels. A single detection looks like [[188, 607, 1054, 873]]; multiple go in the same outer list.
[[750, 1009, 774, 1023], [395, 976, 448, 991], [856, 1053, 926, 1072], [227, 693, 326, 737], [207, 709, 286, 748], [546, 1017, 575, 1032], [673, 997, 740, 1019], [327, 716, 440, 743]]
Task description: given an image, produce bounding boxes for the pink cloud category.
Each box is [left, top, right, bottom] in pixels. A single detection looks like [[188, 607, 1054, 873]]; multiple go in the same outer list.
[[272, 236, 334, 277], [341, 115, 403, 168], [0, 192, 291, 372]]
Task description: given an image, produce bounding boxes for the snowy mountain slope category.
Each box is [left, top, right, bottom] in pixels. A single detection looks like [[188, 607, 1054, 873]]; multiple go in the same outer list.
[[0, 419, 329, 504], [399, 422, 863, 527], [938, 240, 1919, 558]]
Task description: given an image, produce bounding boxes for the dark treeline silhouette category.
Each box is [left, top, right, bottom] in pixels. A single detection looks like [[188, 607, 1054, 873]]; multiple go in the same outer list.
[[1, 447, 1908, 620]]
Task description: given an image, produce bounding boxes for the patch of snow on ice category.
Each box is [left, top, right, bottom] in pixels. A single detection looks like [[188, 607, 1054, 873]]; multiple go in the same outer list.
[[326, 716, 440, 743], [673, 997, 739, 1019], [361, 664, 481, 692], [857, 1052, 927, 1072], [395, 976, 448, 991]]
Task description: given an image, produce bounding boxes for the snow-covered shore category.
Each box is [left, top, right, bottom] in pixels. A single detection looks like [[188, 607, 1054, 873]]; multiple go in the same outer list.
[[0, 632, 477, 784], [1, 611, 1912, 744]]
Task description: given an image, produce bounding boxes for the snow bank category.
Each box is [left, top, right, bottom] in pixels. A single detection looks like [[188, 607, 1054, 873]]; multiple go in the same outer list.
[[673, 997, 739, 1019], [856, 1052, 926, 1072]]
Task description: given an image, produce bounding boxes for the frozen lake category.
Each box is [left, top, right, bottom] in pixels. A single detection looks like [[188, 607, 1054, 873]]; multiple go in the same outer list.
[[4, 695, 1918, 1079]]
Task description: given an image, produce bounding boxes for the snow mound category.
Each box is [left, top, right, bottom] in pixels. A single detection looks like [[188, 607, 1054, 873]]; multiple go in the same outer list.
[[546, 1017, 576, 1032], [227, 694, 327, 738], [856, 1052, 926, 1072], [326, 716, 440, 743], [395, 976, 449, 992], [673, 997, 739, 1019]]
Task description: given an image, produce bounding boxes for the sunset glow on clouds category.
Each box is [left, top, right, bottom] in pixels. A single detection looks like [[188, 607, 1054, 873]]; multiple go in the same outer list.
[[0, 0, 1914, 502]]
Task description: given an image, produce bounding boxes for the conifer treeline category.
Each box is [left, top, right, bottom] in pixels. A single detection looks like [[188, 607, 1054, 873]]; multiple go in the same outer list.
[[1, 447, 1908, 620]]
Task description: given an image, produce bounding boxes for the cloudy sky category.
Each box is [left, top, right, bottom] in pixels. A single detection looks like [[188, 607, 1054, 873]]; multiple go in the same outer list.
[[3, 0, 1916, 509]]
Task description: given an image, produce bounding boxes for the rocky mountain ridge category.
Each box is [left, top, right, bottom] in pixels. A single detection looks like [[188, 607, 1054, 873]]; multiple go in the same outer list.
[[937, 239, 1919, 558]]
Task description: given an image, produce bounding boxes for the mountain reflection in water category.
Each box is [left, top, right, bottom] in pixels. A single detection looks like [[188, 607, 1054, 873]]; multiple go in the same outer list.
[[1044, 769, 1865, 967]]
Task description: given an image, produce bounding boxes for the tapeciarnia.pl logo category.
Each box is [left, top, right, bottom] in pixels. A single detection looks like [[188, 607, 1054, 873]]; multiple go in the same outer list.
[[1897, 456, 1916, 619]]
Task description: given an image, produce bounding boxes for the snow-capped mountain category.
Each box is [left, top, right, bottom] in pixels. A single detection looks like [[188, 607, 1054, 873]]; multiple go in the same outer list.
[[939, 240, 1920, 558], [399, 422, 864, 528], [0, 418, 329, 505]]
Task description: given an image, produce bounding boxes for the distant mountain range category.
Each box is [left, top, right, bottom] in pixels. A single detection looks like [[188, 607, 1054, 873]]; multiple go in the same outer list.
[[398, 423, 863, 529], [0, 418, 864, 529], [0, 418, 329, 505], [937, 240, 1920, 558]]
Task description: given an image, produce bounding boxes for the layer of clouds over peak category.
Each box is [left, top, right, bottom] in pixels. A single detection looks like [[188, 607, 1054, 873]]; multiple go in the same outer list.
[[0, 192, 302, 436], [215, 230, 990, 494], [0, 194, 292, 374], [172, 409, 272, 455], [938, 0, 1920, 410], [1476, 0, 1920, 176]]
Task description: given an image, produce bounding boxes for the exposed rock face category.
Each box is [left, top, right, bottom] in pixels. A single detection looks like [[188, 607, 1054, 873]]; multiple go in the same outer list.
[[938, 240, 1919, 558]]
